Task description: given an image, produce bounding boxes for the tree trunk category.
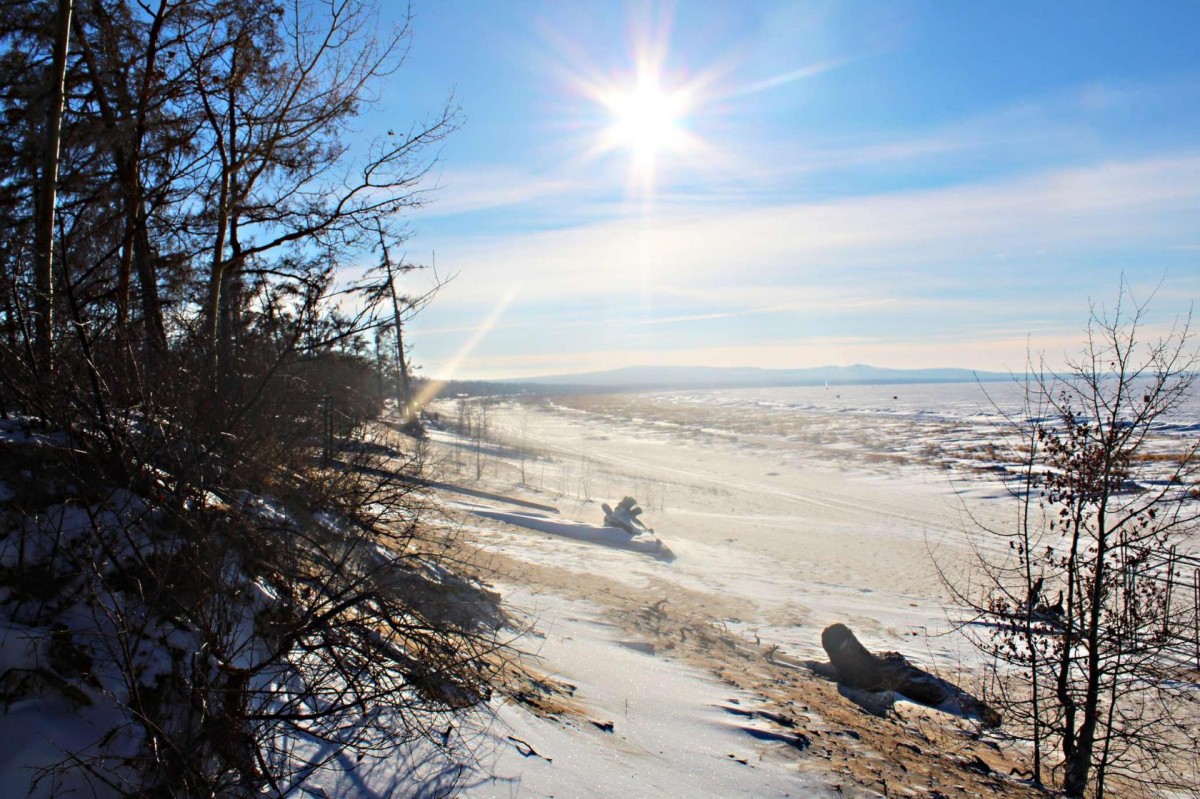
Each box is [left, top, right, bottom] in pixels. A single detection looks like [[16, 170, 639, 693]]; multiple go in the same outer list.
[[116, 231, 132, 329], [386, 260, 414, 422], [205, 165, 231, 368], [822, 624, 889, 689], [377, 227, 420, 433], [132, 197, 166, 351], [72, 5, 165, 352], [32, 0, 74, 365], [1064, 503, 1113, 797], [821, 623, 998, 724]]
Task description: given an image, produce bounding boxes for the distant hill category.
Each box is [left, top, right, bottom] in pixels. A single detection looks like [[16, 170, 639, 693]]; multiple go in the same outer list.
[[495, 364, 1012, 390]]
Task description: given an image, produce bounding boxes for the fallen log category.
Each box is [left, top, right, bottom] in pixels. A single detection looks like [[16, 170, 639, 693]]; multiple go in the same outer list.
[[821, 623, 887, 690], [821, 623, 999, 726]]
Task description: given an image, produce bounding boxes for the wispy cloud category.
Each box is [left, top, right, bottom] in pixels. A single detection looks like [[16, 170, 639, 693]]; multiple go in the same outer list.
[[420, 165, 580, 217], [699, 79, 1196, 192], [407, 152, 1200, 378], [733, 57, 856, 97], [426, 152, 1200, 306]]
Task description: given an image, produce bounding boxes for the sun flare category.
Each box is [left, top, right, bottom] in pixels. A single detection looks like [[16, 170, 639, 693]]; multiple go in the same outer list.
[[562, 16, 715, 194], [606, 72, 687, 162]]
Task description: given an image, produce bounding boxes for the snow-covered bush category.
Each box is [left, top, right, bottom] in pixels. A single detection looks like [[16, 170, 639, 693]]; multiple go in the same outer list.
[[0, 417, 505, 796]]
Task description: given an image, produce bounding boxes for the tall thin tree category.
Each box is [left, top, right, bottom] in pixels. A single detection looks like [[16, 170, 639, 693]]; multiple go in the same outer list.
[[31, 0, 73, 365]]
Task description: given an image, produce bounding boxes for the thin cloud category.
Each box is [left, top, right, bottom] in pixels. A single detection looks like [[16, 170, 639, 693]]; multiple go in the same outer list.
[[733, 56, 856, 97], [427, 152, 1200, 309], [724, 79, 1187, 187], [421, 165, 580, 217], [409, 153, 1200, 379]]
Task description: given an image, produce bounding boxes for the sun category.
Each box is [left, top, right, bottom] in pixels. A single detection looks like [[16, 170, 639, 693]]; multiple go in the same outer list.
[[605, 71, 687, 164], [587, 63, 699, 189], [559, 23, 712, 194]]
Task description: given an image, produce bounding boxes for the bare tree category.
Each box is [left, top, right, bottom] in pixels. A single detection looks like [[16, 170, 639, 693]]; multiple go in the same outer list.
[[364, 224, 441, 436], [0, 2, 501, 795], [69, 0, 185, 352], [31, 0, 73, 363], [474, 397, 489, 480], [182, 0, 457, 379], [954, 288, 1200, 797]]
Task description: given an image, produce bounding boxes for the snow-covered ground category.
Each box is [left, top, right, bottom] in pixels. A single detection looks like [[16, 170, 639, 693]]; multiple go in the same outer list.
[[462, 589, 835, 798], [301, 584, 838, 798], [5, 382, 1194, 797], [406, 382, 1199, 796], [432, 385, 1031, 670], [445, 381, 1199, 656]]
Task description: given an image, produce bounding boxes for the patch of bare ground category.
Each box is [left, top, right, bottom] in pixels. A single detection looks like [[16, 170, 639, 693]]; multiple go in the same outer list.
[[539, 393, 969, 477], [464, 544, 1045, 799]]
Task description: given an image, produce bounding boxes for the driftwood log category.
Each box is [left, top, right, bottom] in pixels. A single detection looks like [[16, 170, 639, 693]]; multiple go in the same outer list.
[[821, 623, 999, 725], [821, 623, 889, 691], [601, 496, 652, 536]]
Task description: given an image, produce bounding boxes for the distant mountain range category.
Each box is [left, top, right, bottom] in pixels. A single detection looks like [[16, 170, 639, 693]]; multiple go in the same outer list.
[[496, 364, 1013, 390]]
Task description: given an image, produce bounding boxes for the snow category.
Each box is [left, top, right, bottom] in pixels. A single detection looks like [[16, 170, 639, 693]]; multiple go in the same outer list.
[[0, 461, 267, 797], [394, 380, 1195, 794], [437, 395, 1003, 670], [304, 590, 834, 798], [460, 590, 832, 798], [0, 418, 69, 447], [314, 383, 1035, 796], [0, 690, 138, 797], [4, 381, 1195, 796], [315, 386, 1038, 794], [0, 610, 153, 798]]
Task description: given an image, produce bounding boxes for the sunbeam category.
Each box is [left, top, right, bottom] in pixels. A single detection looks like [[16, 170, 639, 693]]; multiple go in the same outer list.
[[414, 289, 517, 409]]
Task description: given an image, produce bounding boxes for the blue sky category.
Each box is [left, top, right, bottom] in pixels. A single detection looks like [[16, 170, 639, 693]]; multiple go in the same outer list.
[[370, 1, 1200, 380]]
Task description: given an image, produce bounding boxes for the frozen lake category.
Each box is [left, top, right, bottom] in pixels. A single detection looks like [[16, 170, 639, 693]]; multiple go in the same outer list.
[[432, 378, 1200, 668]]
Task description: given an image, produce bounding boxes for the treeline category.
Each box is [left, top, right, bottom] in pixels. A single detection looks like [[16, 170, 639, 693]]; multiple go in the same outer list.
[[0, 0, 445, 439], [0, 4, 503, 796]]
